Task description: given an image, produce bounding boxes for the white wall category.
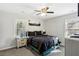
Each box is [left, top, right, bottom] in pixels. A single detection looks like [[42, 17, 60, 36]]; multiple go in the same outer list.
[[43, 13, 77, 46], [44, 17, 65, 46], [17, 19, 44, 31], [0, 10, 44, 50], [0, 11, 17, 50]]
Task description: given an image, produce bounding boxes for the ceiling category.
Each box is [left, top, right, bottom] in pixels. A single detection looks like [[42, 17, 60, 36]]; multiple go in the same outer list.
[[0, 3, 77, 20]]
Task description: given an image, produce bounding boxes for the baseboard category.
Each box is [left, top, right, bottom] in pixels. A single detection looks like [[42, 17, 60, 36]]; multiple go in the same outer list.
[[0, 46, 16, 51]]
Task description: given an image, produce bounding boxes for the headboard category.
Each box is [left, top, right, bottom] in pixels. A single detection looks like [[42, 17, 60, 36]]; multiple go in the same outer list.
[[26, 31, 42, 36]]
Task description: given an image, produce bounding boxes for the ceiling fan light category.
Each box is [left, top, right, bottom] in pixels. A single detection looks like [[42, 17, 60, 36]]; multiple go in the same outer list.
[[41, 13, 46, 16]]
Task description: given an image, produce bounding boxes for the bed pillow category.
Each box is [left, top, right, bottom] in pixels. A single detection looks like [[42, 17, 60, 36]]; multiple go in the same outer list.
[[35, 31, 42, 36], [28, 31, 35, 36]]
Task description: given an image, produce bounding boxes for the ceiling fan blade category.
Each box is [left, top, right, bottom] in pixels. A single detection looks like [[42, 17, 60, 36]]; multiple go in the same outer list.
[[47, 11, 54, 13], [36, 13, 41, 15], [34, 10, 41, 12]]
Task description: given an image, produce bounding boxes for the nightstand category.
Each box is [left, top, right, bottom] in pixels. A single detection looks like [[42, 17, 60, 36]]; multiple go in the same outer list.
[[16, 37, 27, 48]]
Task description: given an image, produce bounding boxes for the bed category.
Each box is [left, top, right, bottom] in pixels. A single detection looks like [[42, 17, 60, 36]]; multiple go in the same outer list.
[[27, 31, 61, 56]]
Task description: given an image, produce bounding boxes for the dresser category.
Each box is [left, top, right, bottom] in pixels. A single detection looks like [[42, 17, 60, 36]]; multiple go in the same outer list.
[[16, 37, 27, 48]]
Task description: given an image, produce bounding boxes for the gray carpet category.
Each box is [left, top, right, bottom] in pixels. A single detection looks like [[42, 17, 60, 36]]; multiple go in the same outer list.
[[0, 47, 64, 56]]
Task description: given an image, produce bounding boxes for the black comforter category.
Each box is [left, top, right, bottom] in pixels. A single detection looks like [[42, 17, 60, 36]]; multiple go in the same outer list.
[[28, 35, 59, 53]]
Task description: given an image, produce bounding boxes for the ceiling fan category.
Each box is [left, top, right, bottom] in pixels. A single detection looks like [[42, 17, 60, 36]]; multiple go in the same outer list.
[[34, 6, 54, 16]]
